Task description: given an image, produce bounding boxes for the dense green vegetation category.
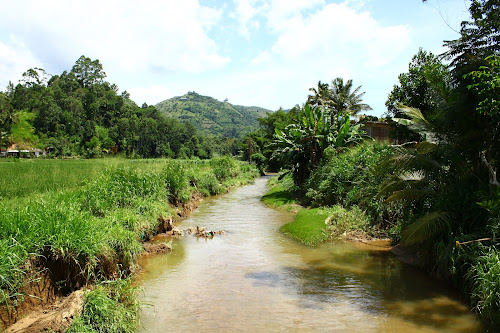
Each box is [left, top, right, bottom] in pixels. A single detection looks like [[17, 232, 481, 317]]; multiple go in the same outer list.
[[0, 57, 250, 159], [263, 0, 500, 328], [0, 157, 258, 331], [155, 91, 270, 138]]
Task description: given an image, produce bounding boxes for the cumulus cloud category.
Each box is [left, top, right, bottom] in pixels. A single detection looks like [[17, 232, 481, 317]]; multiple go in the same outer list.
[[0, 0, 229, 81], [263, 3, 411, 69], [128, 84, 174, 106], [0, 36, 41, 89]]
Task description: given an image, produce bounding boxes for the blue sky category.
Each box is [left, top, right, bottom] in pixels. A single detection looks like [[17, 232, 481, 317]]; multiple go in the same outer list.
[[0, 0, 471, 116]]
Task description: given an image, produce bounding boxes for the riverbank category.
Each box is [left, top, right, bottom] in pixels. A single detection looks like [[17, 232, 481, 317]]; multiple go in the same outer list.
[[0, 157, 259, 332], [262, 167, 496, 330], [261, 174, 390, 246]]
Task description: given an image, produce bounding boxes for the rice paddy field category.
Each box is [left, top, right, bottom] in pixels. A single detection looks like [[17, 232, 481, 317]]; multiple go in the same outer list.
[[0, 157, 259, 332]]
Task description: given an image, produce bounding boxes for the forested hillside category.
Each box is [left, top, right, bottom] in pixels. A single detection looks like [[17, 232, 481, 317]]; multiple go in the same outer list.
[[155, 91, 270, 138], [0, 57, 252, 158]]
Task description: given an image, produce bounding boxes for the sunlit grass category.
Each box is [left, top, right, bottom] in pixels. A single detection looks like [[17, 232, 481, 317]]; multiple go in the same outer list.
[[280, 208, 330, 246], [0, 157, 259, 327]]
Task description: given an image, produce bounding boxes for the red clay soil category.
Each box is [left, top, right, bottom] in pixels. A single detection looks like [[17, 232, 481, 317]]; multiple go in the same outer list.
[[3, 290, 84, 333]]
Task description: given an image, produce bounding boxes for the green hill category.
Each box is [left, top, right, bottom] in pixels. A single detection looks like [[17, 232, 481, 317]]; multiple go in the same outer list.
[[155, 91, 271, 138]]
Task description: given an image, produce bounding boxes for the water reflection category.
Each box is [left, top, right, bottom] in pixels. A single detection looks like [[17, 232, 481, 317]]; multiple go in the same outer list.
[[137, 177, 482, 332]]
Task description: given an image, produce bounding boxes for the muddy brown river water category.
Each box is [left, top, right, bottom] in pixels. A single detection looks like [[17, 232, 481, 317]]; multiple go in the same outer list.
[[137, 176, 482, 332]]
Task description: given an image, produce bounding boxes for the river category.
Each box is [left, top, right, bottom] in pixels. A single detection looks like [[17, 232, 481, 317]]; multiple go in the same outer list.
[[137, 176, 482, 332]]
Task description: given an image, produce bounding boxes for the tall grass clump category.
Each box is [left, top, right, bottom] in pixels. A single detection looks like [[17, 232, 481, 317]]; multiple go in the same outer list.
[[467, 246, 500, 327], [81, 168, 167, 217], [162, 161, 192, 205], [0, 193, 114, 300], [67, 278, 139, 333], [325, 205, 371, 237]]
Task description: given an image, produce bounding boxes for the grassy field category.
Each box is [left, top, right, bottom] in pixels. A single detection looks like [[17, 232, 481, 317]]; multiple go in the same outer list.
[[0, 158, 130, 200], [0, 156, 259, 332]]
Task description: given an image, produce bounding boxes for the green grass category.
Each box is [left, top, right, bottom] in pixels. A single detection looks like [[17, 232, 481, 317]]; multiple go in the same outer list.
[[67, 278, 139, 333], [0, 157, 259, 330], [280, 208, 330, 246], [0, 158, 130, 201], [261, 174, 300, 212], [9, 111, 39, 148]]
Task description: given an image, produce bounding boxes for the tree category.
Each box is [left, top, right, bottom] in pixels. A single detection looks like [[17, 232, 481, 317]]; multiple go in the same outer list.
[[20, 68, 50, 87], [307, 81, 332, 108], [71, 56, 106, 88], [307, 77, 372, 123], [272, 104, 365, 185], [385, 49, 454, 142], [0, 92, 16, 148], [329, 77, 372, 117], [441, 0, 500, 75]]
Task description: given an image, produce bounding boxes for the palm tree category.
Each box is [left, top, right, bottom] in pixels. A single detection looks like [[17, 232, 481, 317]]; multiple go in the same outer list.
[[329, 77, 372, 117], [307, 81, 333, 109], [307, 78, 372, 123]]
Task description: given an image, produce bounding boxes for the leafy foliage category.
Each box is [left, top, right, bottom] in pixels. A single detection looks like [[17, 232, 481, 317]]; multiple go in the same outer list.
[[1, 57, 246, 158], [271, 104, 366, 185]]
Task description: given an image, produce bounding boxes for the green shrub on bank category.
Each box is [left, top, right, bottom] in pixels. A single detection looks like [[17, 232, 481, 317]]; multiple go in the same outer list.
[[325, 205, 371, 236], [304, 141, 401, 230], [210, 156, 240, 181]]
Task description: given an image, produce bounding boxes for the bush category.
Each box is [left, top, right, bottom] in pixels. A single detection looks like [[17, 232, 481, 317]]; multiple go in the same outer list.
[[210, 156, 239, 181], [304, 141, 400, 227], [325, 205, 371, 236]]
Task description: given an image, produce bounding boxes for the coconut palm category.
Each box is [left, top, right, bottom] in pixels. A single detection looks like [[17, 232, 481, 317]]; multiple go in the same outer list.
[[378, 105, 453, 245], [329, 77, 372, 117], [307, 81, 333, 109]]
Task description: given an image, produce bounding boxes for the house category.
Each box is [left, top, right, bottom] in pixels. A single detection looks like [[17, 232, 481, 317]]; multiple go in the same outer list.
[[361, 121, 393, 142], [31, 148, 46, 157], [7, 150, 20, 157]]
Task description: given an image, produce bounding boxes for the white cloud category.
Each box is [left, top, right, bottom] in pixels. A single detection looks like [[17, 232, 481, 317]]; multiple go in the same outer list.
[[0, 37, 41, 89], [266, 3, 411, 68], [250, 50, 272, 65], [232, 0, 263, 38], [243, 1, 412, 113], [0, 0, 229, 79], [128, 84, 175, 106]]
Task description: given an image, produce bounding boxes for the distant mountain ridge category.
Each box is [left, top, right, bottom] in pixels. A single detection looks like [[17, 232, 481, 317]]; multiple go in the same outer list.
[[155, 91, 272, 138]]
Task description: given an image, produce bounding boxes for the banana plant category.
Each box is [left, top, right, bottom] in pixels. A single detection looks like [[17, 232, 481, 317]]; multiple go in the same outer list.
[[272, 104, 366, 185]]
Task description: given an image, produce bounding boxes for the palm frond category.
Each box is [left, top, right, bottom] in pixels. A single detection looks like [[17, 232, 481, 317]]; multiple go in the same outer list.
[[398, 170, 426, 181], [385, 188, 435, 203], [401, 211, 453, 245]]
